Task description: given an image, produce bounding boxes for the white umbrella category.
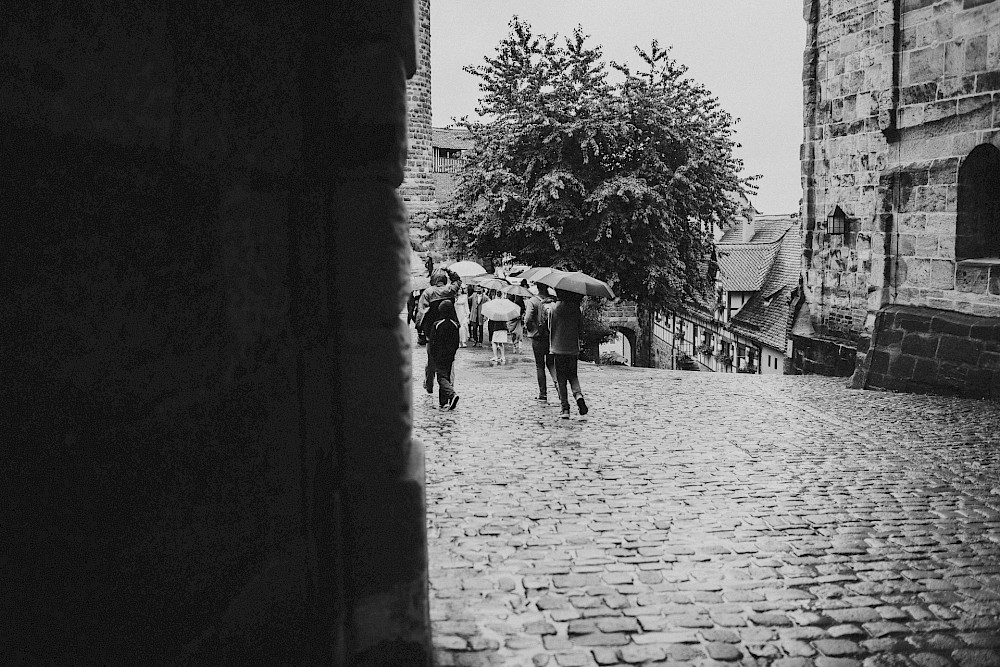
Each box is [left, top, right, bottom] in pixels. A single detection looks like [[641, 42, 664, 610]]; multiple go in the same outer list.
[[447, 260, 487, 277], [502, 284, 533, 298], [481, 298, 520, 321], [519, 266, 558, 282]]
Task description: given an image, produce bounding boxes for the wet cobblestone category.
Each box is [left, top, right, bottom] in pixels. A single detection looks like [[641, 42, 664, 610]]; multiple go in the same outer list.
[[415, 341, 1000, 667]]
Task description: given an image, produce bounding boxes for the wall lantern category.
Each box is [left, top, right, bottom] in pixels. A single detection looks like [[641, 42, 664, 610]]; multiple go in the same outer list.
[[827, 205, 850, 235]]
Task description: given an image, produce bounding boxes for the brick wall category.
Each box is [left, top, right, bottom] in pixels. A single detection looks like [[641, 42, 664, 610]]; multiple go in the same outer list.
[[859, 305, 1000, 399], [400, 0, 436, 224]]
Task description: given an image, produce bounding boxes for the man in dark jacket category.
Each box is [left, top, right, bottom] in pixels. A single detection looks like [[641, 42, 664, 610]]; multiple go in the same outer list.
[[415, 268, 461, 393], [524, 284, 557, 401], [549, 288, 588, 419], [430, 300, 460, 410]]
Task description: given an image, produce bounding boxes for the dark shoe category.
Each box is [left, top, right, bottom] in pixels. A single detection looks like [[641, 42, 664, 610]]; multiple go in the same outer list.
[[425, 384, 433, 394], [560, 409, 570, 420], [536, 394, 547, 402], [448, 394, 460, 410], [576, 394, 588, 416]]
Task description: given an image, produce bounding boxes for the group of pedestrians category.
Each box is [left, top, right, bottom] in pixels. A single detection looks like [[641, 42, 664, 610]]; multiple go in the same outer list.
[[412, 267, 589, 419], [524, 284, 588, 419]]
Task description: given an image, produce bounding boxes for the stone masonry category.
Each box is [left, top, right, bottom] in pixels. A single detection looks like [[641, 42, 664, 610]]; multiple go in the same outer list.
[[401, 0, 437, 226], [797, 0, 1000, 398], [858, 304, 1000, 398]]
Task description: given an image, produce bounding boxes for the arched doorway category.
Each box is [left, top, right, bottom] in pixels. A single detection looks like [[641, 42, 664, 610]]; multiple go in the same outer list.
[[600, 327, 636, 366], [956, 144, 1000, 260]]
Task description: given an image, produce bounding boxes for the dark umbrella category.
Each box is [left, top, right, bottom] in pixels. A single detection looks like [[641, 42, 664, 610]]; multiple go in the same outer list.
[[534, 270, 615, 299]]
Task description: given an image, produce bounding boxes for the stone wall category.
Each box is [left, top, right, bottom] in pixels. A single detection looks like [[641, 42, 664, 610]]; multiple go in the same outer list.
[[857, 305, 1000, 398], [400, 0, 436, 225], [799, 0, 1000, 396], [6, 3, 430, 664]]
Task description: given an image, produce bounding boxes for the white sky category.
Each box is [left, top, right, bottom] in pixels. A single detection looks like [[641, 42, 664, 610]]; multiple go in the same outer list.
[[430, 0, 805, 215]]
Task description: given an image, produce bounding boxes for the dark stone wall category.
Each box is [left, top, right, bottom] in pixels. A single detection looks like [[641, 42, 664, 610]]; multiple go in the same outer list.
[[789, 336, 858, 378], [6, 2, 429, 664], [859, 305, 1000, 399]]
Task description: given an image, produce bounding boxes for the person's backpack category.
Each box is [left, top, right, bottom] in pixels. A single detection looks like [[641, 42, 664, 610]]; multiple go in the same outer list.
[[526, 296, 549, 339]]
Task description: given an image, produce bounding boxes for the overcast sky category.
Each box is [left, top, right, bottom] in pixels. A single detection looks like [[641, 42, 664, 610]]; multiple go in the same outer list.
[[430, 0, 805, 215]]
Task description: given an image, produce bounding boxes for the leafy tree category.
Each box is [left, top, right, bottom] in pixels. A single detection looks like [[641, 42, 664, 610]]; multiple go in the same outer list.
[[448, 18, 755, 320]]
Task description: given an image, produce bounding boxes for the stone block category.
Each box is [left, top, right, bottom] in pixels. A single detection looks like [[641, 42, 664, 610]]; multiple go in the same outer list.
[[924, 99, 958, 123], [912, 356, 939, 381], [907, 45, 945, 84], [957, 94, 994, 117], [966, 34, 989, 72], [890, 353, 918, 377], [901, 332, 941, 357], [930, 260, 956, 290], [938, 336, 983, 365], [869, 349, 892, 375], [977, 69, 1000, 92], [956, 263, 990, 293], [915, 235, 939, 257], [907, 257, 931, 286]]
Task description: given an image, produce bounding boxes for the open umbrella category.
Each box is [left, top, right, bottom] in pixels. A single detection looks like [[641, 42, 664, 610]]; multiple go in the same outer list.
[[481, 298, 520, 321], [448, 260, 487, 277], [409, 275, 431, 292], [518, 266, 557, 282], [535, 270, 615, 299], [501, 283, 533, 298], [478, 278, 510, 292]]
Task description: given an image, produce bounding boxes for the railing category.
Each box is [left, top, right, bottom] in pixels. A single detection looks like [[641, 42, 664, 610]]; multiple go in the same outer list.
[[433, 156, 466, 173]]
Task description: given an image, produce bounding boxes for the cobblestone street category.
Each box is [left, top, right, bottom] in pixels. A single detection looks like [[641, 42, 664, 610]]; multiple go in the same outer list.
[[414, 339, 1000, 667]]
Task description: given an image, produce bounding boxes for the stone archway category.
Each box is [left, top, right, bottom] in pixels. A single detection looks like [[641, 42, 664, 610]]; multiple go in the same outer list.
[[607, 325, 638, 366]]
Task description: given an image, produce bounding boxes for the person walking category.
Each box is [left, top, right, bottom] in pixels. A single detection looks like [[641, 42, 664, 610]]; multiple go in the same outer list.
[[415, 268, 461, 394], [488, 317, 508, 365], [430, 300, 461, 410], [454, 285, 471, 348], [549, 288, 588, 419], [468, 286, 485, 347], [524, 284, 557, 401]]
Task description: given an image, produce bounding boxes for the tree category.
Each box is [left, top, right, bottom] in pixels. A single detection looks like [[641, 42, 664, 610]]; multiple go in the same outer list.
[[448, 19, 755, 322]]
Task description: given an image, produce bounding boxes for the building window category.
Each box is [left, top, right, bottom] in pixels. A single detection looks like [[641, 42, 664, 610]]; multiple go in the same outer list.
[[956, 144, 1000, 260]]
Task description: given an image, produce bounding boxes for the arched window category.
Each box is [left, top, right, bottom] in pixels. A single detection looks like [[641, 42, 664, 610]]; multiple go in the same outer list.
[[956, 144, 1000, 260]]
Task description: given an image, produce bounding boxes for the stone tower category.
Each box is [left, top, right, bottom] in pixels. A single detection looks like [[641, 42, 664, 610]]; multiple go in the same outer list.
[[794, 0, 1000, 399], [401, 0, 436, 227]]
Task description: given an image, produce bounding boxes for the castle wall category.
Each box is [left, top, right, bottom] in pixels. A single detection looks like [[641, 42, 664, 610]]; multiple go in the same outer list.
[[400, 0, 436, 224], [798, 0, 1000, 397]]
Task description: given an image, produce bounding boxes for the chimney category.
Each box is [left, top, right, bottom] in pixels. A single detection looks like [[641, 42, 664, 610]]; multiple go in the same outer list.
[[741, 214, 755, 243]]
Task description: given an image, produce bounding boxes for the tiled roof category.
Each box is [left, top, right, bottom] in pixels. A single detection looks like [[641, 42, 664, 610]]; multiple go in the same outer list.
[[717, 243, 780, 291], [727, 220, 802, 351], [433, 127, 473, 150], [715, 217, 797, 292]]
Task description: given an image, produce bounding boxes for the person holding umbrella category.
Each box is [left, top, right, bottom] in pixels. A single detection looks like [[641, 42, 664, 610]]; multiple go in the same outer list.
[[480, 296, 520, 365], [549, 288, 589, 419], [534, 269, 614, 419], [524, 283, 557, 402], [429, 300, 461, 410], [415, 268, 462, 394]]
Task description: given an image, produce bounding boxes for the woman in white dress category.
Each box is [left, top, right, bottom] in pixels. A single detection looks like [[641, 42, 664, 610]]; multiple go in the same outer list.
[[454, 285, 471, 347]]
